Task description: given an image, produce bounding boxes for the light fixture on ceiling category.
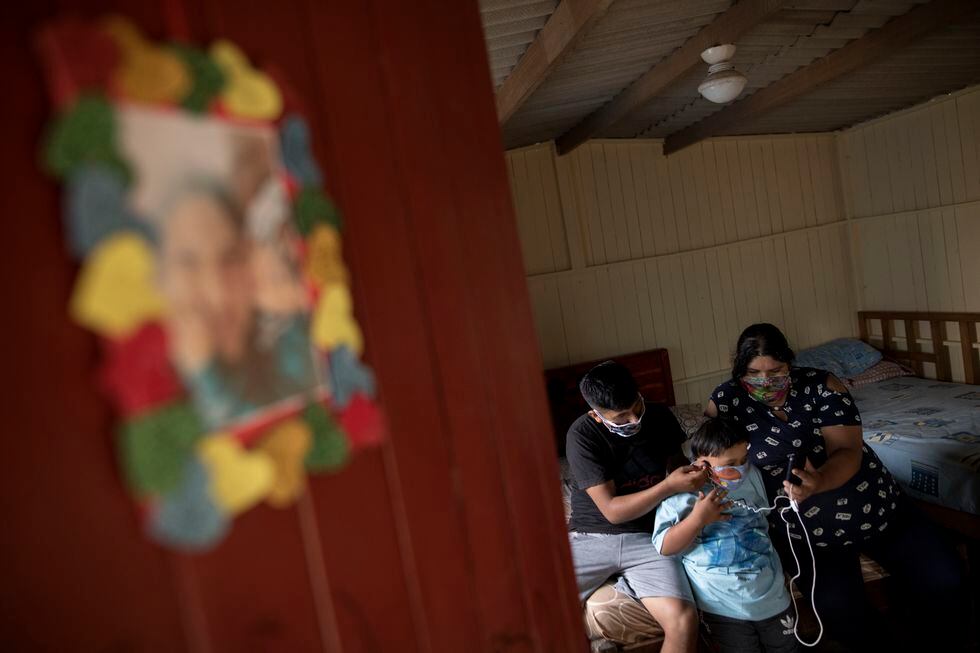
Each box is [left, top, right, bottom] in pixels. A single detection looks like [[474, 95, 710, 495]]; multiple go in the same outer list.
[[697, 44, 747, 104]]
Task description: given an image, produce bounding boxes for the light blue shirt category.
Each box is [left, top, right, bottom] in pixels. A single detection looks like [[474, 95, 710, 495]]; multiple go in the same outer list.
[[652, 465, 790, 621]]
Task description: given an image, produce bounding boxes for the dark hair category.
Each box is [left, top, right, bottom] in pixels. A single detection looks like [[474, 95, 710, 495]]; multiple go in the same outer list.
[[731, 323, 795, 379], [690, 418, 748, 458], [160, 176, 245, 234], [579, 361, 638, 411]]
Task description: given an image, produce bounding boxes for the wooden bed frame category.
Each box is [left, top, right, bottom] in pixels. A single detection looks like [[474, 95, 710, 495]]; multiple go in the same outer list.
[[857, 311, 979, 384], [858, 311, 980, 540]]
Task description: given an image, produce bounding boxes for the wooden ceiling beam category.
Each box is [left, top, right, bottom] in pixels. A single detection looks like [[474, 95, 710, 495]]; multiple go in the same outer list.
[[496, 0, 615, 126], [555, 0, 787, 155], [663, 0, 978, 155]]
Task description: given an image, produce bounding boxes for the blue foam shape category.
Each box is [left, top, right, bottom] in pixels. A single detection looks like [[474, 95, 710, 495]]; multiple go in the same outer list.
[[280, 115, 323, 188], [148, 457, 229, 551], [65, 163, 155, 257], [327, 344, 376, 409]]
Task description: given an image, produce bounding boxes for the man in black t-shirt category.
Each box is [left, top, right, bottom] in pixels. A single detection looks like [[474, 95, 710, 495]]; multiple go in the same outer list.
[[566, 361, 707, 653]]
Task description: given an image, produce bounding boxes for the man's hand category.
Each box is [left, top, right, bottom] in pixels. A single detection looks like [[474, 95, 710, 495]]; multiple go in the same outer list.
[[783, 458, 823, 504], [691, 488, 732, 527], [664, 464, 709, 495]]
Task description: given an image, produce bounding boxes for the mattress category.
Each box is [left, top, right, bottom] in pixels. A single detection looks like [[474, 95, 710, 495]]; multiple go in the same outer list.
[[852, 378, 980, 515]]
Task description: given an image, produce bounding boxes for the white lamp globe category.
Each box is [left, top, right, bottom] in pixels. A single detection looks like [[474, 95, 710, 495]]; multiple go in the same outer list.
[[698, 63, 748, 104], [701, 44, 737, 65]]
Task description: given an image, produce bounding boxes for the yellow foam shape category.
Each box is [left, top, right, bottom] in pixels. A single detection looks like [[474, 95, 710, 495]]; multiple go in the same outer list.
[[210, 40, 282, 120], [257, 419, 313, 507], [305, 225, 348, 288], [103, 16, 190, 104], [101, 16, 143, 52], [311, 284, 363, 355], [197, 434, 275, 515], [210, 40, 250, 72], [70, 234, 165, 338]]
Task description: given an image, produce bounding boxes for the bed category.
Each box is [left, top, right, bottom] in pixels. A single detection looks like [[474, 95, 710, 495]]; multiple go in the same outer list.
[[544, 348, 887, 652], [544, 315, 979, 649], [854, 311, 980, 538]]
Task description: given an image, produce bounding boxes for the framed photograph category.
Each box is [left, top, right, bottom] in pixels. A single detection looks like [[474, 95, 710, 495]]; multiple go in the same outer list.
[[38, 17, 383, 551]]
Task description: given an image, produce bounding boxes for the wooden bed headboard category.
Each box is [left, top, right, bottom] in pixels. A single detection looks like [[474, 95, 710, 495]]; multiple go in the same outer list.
[[544, 349, 674, 454], [857, 311, 980, 385]]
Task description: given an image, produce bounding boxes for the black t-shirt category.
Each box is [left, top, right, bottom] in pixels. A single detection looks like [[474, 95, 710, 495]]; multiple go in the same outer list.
[[566, 403, 685, 534]]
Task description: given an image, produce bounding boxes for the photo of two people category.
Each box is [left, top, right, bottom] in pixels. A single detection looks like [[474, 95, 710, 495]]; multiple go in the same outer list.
[[118, 105, 322, 430]]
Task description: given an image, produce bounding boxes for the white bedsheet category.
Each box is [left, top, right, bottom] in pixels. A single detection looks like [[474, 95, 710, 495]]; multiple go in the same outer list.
[[852, 378, 980, 515]]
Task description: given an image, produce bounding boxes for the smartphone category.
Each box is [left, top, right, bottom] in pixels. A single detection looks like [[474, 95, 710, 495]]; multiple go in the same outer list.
[[784, 453, 804, 486]]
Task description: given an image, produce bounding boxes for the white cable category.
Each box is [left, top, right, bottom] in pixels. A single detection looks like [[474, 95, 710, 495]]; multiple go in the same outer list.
[[718, 491, 823, 647], [778, 503, 823, 647], [736, 493, 790, 514]]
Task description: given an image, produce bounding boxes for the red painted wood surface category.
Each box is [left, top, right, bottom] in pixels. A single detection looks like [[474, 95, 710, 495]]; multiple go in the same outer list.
[[0, 1, 585, 652]]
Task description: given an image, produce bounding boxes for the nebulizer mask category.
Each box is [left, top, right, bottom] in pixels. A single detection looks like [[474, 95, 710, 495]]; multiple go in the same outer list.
[[705, 461, 750, 492]]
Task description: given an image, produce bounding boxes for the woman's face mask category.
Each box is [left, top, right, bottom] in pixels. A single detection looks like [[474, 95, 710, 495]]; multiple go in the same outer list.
[[594, 397, 645, 437], [741, 373, 791, 404]]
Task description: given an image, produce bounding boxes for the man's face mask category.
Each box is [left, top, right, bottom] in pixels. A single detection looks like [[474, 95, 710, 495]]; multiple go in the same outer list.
[[705, 461, 750, 491], [594, 397, 645, 437], [741, 373, 791, 404]]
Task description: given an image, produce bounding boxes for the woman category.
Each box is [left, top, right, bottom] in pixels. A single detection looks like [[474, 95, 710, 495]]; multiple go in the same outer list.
[[706, 324, 965, 651]]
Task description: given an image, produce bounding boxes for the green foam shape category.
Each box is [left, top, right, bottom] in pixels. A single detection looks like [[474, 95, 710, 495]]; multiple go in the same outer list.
[[121, 402, 203, 495], [293, 187, 342, 236], [171, 44, 226, 113], [43, 95, 130, 182], [303, 402, 350, 471]]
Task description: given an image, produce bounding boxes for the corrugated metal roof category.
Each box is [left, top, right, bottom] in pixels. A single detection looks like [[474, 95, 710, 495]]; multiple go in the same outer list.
[[481, 0, 559, 88], [725, 16, 980, 134], [480, 0, 980, 148], [499, 0, 734, 147], [623, 0, 926, 138]]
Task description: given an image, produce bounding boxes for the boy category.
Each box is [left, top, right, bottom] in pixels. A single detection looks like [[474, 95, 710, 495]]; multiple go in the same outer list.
[[652, 418, 799, 653], [566, 361, 709, 653]]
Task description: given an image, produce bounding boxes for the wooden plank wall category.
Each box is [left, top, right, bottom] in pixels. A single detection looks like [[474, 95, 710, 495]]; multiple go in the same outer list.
[[1, 1, 584, 651], [838, 85, 980, 382], [508, 136, 856, 405]]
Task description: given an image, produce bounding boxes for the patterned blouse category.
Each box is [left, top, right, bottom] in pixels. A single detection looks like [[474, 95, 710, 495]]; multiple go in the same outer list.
[[709, 366, 900, 549]]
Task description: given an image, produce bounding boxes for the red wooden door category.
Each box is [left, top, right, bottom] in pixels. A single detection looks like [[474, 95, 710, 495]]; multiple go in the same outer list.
[[0, 1, 585, 651]]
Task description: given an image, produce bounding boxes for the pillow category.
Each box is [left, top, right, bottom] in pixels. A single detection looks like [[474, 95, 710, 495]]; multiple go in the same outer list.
[[794, 338, 882, 378], [670, 403, 707, 439], [584, 580, 664, 646], [845, 359, 914, 388]]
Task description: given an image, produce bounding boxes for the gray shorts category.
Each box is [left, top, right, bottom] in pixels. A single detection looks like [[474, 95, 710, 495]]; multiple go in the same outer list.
[[568, 532, 694, 604]]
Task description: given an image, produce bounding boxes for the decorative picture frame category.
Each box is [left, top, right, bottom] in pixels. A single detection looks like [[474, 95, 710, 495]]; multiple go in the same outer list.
[[38, 16, 384, 551]]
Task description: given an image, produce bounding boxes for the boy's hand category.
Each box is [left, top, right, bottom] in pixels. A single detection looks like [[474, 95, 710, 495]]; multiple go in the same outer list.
[[691, 488, 732, 527], [665, 464, 708, 494]]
